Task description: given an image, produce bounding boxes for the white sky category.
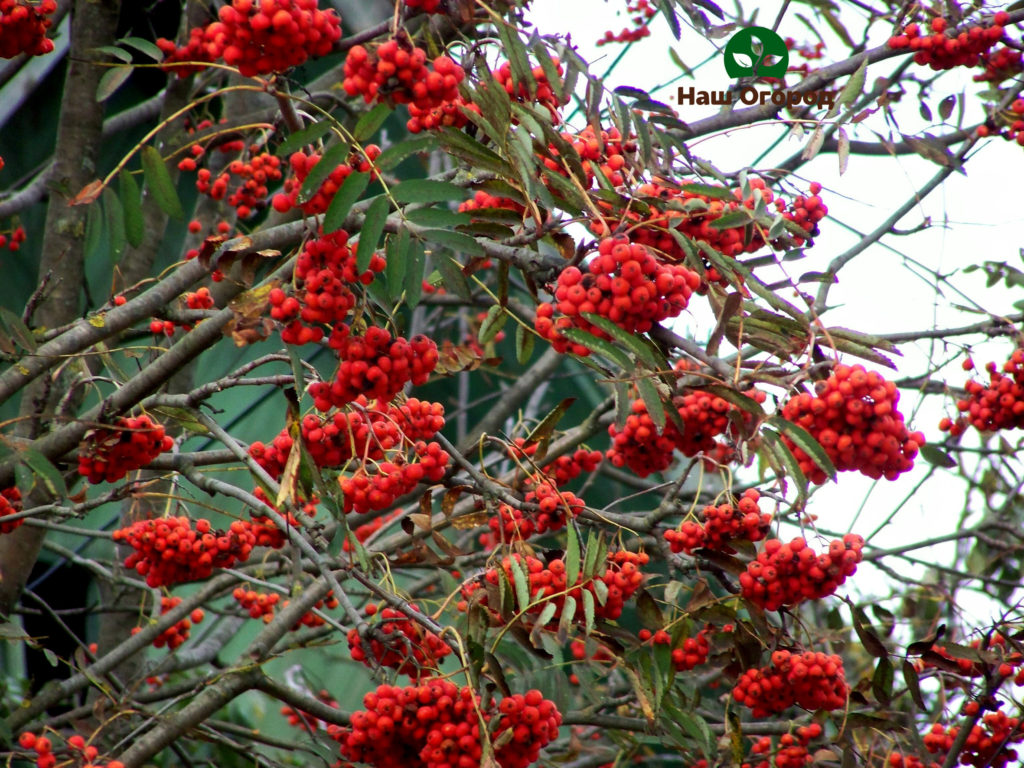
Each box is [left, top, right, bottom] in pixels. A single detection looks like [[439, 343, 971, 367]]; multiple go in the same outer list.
[[527, 0, 1024, 634]]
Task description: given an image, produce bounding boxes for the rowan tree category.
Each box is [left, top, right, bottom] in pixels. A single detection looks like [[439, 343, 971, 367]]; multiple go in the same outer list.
[[0, 1, 1023, 768]]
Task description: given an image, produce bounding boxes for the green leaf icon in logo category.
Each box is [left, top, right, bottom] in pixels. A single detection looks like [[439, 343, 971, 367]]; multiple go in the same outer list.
[[724, 27, 789, 78]]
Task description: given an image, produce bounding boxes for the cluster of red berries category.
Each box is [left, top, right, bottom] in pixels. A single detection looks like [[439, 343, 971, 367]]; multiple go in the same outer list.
[[17, 731, 125, 768], [482, 479, 585, 547], [113, 515, 288, 587], [457, 190, 525, 217], [180, 149, 283, 219], [0, 224, 27, 251], [308, 325, 439, 410], [974, 45, 1023, 83], [404, 0, 444, 13], [347, 603, 452, 679], [607, 387, 765, 477], [888, 14, 1009, 70], [507, 438, 603, 488], [186, 286, 215, 311], [781, 364, 924, 484], [541, 125, 636, 188], [269, 229, 385, 345], [281, 689, 339, 731], [596, 0, 656, 46], [130, 596, 205, 650], [923, 711, 1023, 768], [406, 91, 479, 134], [150, 286, 217, 337], [77, 415, 174, 484], [0, 0, 56, 58], [638, 626, 710, 671], [331, 681, 561, 768], [940, 349, 1024, 436], [745, 724, 824, 768], [535, 236, 701, 356], [916, 633, 1024, 683], [233, 586, 281, 622], [494, 57, 568, 121], [343, 40, 463, 110], [459, 551, 649, 624], [156, 0, 341, 78], [339, 440, 449, 514], [271, 146, 382, 216], [976, 100, 1024, 144], [593, 179, 826, 286], [732, 649, 848, 716], [738, 534, 864, 611], [0, 486, 24, 534], [665, 489, 772, 554]]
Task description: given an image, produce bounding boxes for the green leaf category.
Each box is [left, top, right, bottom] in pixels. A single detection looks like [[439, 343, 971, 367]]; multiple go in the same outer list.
[[636, 375, 666, 432], [84, 200, 104, 264], [565, 523, 581, 585], [579, 312, 660, 368], [438, 127, 512, 175], [353, 103, 393, 142], [560, 328, 631, 370], [141, 145, 184, 220], [700, 384, 766, 419], [0, 307, 37, 353], [120, 36, 164, 61], [872, 657, 894, 705], [432, 252, 471, 300], [557, 596, 576, 644], [405, 238, 425, 310], [708, 210, 754, 231], [392, 180, 468, 205], [840, 57, 868, 108], [119, 171, 144, 248], [372, 134, 436, 171], [510, 556, 531, 611], [323, 170, 370, 234], [678, 182, 732, 200], [405, 208, 472, 228], [478, 305, 507, 345], [850, 602, 889, 658], [419, 229, 483, 257], [297, 141, 350, 206], [496, 24, 535, 99], [531, 42, 564, 105], [20, 447, 68, 498], [275, 119, 335, 157], [385, 229, 409, 304], [525, 397, 577, 450], [581, 589, 595, 635], [355, 196, 389, 274], [96, 66, 133, 103], [902, 659, 925, 708], [766, 415, 837, 481], [920, 443, 956, 468], [760, 427, 808, 510], [515, 323, 534, 364], [103, 187, 126, 263]]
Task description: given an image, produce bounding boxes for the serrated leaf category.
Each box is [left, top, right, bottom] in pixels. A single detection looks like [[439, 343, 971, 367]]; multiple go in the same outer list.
[[557, 596, 576, 644], [841, 57, 867, 108], [510, 556, 531, 611], [560, 328, 631, 369], [323, 170, 370, 234], [121, 36, 164, 61], [525, 397, 576, 452], [20, 447, 68, 498], [579, 312, 660, 368], [96, 66, 133, 103], [405, 208, 472, 228], [581, 589, 595, 635], [355, 196, 389, 274], [275, 120, 336, 157], [438, 127, 512, 175], [767, 415, 837, 481], [837, 127, 850, 175], [297, 141, 350, 205], [385, 228, 409, 304], [432, 252, 471, 300], [0, 307, 37, 353], [419, 229, 483, 257], [141, 145, 184, 220], [119, 171, 144, 248], [872, 657, 894, 705], [636, 375, 666, 432], [677, 182, 732, 201], [760, 427, 808, 509], [103, 187, 126, 262], [920, 443, 956, 468], [392, 180, 467, 205], [902, 659, 925, 708], [566, 523, 581, 585], [515, 323, 534, 364], [497, 24, 535, 100], [404, 238, 425, 310], [478, 305, 506, 345], [353, 103, 392, 142]]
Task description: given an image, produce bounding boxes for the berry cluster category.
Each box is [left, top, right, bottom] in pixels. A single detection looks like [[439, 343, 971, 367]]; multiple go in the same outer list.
[[664, 488, 772, 554], [0, 0, 56, 58], [535, 236, 701, 356], [483, 479, 585, 547], [281, 689, 339, 731], [404, 0, 444, 14], [179, 148, 283, 219], [638, 626, 710, 671], [596, 0, 656, 46], [309, 325, 439, 410], [732, 649, 848, 716], [331, 681, 561, 768], [607, 388, 765, 477], [923, 711, 1023, 768], [343, 40, 463, 111], [541, 125, 636, 188], [113, 515, 288, 587], [974, 45, 1023, 83], [939, 349, 1024, 436], [457, 190, 525, 217], [77, 415, 174, 484], [738, 534, 864, 611], [233, 586, 281, 622], [339, 440, 449, 514], [150, 286, 218, 337], [507, 438, 603, 488], [494, 56, 568, 121], [406, 92, 479, 134], [0, 223, 26, 251], [458, 551, 649, 624], [18, 731, 125, 768], [780, 364, 924, 483], [156, 0, 342, 78], [888, 14, 1009, 70], [916, 632, 1024, 683], [745, 724, 824, 768], [592, 179, 827, 273], [131, 596, 205, 650], [0, 486, 24, 534], [347, 603, 452, 679], [271, 146, 382, 216]]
